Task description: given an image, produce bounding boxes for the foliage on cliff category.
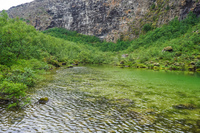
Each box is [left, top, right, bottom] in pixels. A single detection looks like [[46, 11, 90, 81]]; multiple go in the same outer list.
[[43, 28, 132, 52]]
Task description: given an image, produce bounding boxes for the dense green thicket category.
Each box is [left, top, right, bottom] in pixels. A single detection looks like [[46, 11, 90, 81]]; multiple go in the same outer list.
[[43, 28, 132, 52], [0, 11, 112, 108]]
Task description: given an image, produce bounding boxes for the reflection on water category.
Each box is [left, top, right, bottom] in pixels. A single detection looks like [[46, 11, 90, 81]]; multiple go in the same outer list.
[[0, 66, 200, 132]]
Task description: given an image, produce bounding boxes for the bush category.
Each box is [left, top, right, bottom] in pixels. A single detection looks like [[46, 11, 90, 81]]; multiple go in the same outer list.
[[4, 68, 37, 87], [142, 23, 153, 33], [0, 81, 28, 108]]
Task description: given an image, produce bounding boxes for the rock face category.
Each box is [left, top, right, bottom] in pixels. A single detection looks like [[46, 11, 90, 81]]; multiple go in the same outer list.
[[6, 0, 200, 42]]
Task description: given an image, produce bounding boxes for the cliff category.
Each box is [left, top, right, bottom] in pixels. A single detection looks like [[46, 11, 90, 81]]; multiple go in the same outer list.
[[6, 0, 200, 42]]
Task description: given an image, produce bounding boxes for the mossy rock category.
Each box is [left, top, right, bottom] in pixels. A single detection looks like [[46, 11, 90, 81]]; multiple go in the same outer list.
[[162, 46, 173, 52], [197, 55, 200, 59], [190, 61, 196, 65], [153, 66, 160, 71], [120, 60, 125, 64], [175, 52, 182, 56], [73, 60, 79, 66], [153, 63, 160, 66], [67, 65, 73, 68], [196, 68, 200, 72], [0, 99, 9, 104], [188, 65, 196, 71], [197, 120, 200, 128], [38, 97, 49, 104], [62, 62, 67, 66], [174, 63, 180, 66], [118, 64, 125, 68], [170, 65, 180, 70], [48, 59, 61, 67], [147, 64, 154, 69], [173, 104, 196, 110]]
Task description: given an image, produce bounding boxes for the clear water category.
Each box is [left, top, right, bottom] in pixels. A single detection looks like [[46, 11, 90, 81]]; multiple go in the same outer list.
[[0, 66, 200, 132]]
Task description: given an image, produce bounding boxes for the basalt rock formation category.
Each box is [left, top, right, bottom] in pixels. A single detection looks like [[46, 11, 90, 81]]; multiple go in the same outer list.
[[6, 0, 200, 42]]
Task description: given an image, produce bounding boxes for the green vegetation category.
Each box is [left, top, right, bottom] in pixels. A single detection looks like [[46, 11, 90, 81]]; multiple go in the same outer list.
[[121, 12, 200, 71], [142, 23, 154, 33], [43, 12, 200, 72], [43, 28, 132, 52], [1, 10, 200, 109]]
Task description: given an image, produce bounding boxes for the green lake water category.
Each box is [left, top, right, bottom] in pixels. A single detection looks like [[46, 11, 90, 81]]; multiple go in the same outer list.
[[0, 65, 200, 132]]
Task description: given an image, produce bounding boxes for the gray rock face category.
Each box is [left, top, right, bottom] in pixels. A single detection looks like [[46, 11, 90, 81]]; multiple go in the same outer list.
[[6, 0, 200, 42], [6, 0, 153, 42]]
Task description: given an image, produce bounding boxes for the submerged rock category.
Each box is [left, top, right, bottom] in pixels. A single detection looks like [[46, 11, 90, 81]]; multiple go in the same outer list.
[[38, 97, 49, 104], [173, 104, 196, 110]]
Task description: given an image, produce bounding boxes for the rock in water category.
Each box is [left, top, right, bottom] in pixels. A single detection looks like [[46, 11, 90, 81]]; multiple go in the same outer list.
[[38, 97, 49, 104]]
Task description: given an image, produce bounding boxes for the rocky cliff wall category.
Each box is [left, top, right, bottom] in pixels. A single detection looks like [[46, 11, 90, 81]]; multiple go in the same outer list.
[[6, 0, 200, 42]]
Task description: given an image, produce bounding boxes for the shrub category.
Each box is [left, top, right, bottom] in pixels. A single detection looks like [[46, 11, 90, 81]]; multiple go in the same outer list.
[[5, 68, 37, 87], [0, 81, 28, 108], [142, 23, 153, 33]]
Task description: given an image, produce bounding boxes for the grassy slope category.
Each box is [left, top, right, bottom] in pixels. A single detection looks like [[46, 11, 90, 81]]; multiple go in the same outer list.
[[124, 14, 200, 71]]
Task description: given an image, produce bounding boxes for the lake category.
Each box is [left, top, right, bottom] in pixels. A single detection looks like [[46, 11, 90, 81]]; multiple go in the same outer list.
[[0, 65, 200, 132]]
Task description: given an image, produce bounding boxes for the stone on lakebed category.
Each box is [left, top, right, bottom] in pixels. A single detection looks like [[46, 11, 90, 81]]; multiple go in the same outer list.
[[38, 97, 49, 104]]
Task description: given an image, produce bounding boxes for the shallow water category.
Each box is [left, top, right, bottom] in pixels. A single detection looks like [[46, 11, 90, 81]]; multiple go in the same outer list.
[[0, 66, 200, 132]]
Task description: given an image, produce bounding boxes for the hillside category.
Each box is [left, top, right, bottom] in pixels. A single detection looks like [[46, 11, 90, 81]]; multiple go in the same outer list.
[[43, 13, 200, 72]]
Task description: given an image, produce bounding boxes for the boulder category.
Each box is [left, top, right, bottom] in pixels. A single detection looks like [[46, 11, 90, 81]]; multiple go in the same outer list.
[[190, 61, 196, 65], [62, 62, 67, 65], [174, 63, 180, 66], [154, 63, 160, 66], [173, 104, 196, 110], [162, 46, 173, 52], [188, 65, 196, 71], [38, 97, 49, 104], [67, 65, 73, 68], [0, 99, 9, 104], [122, 54, 129, 58], [120, 60, 125, 64]]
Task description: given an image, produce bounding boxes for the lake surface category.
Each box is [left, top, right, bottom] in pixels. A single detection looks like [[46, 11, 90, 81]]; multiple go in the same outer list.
[[0, 65, 200, 132]]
